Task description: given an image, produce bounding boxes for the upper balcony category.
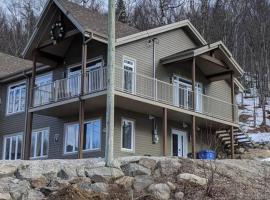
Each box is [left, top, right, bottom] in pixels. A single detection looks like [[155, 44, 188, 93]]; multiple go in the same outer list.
[[32, 66, 238, 124]]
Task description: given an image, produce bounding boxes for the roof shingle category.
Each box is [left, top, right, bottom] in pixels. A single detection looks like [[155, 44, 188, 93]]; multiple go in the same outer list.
[[0, 53, 32, 80], [58, 0, 140, 38]]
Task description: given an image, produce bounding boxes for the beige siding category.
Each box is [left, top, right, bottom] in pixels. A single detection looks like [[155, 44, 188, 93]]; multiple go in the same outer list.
[[113, 108, 213, 158], [206, 80, 232, 103], [116, 28, 197, 78]]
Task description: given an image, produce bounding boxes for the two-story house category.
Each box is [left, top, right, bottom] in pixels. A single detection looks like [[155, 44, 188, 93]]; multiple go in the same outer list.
[[0, 0, 245, 161]]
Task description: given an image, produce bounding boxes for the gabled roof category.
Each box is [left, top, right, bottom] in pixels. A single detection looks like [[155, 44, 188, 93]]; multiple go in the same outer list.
[[160, 41, 244, 76], [116, 20, 207, 46], [23, 0, 139, 58], [0, 52, 32, 80]]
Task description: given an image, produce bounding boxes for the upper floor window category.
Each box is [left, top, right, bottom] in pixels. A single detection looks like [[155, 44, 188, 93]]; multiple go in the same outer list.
[[123, 56, 136, 93], [7, 82, 26, 115], [34, 73, 53, 106]]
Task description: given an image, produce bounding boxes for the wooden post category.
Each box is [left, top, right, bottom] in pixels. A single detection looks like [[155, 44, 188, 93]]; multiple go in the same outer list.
[[163, 108, 168, 156], [23, 51, 37, 160], [191, 57, 196, 159], [78, 39, 87, 159], [230, 126, 234, 159], [105, 0, 116, 166], [230, 72, 235, 159]]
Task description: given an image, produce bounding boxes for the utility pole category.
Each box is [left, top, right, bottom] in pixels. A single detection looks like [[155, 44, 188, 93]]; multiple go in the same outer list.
[[105, 0, 115, 166]]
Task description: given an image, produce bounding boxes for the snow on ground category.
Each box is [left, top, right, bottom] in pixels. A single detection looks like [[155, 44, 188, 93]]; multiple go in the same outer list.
[[236, 93, 270, 142]]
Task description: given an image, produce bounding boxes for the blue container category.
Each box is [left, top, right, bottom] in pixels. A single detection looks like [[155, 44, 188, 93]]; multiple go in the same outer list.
[[197, 150, 216, 160]]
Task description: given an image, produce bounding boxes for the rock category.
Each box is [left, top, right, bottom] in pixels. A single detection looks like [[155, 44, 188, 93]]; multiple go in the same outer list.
[[40, 187, 58, 196], [30, 177, 48, 189], [9, 179, 31, 200], [115, 176, 134, 189], [237, 147, 245, 154], [148, 183, 171, 200], [121, 163, 151, 176], [49, 178, 70, 188], [27, 190, 45, 200], [90, 174, 107, 183], [0, 165, 17, 178], [90, 183, 108, 193], [175, 191, 184, 200], [166, 181, 176, 191], [139, 158, 157, 171], [0, 193, 12, 200], [85, 167, 124, 181], [69, 177, 91, 185], [177, 173, 208, 186], [157, 158, 181, 176], [133, 175, 154, 192], [75, 182, 92, 191]]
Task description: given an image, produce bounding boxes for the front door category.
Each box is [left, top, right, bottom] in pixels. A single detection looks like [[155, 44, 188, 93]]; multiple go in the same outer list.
[[172, 129, 188, 157]]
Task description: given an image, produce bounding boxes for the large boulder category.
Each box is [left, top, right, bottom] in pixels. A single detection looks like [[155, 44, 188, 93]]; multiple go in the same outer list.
[[139, 158, 157, 171], [121, 163, 151, 176], [0, 193, 12, 200], [30, 177, 48, 189], [148, 183, 171, 200], [8, 179, 31, 200], [177, 173, 208, 186], [90, 183, 108, 193], [157, 158, 181, 176], [85, 167, 124, 182], [27, 190, 45, 200], [133, 175, 154, 192], [115, 176, 135, 189], [0, 164, 17, 178]]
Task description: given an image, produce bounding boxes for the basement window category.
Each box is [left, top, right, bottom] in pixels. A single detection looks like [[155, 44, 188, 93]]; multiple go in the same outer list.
[[3, 133, 22, 160], [31, 128, 49, 159]]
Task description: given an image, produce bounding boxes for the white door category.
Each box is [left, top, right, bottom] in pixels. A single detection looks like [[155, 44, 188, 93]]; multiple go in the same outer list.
[[173, 76, 202, 111], [123, 57, 136, 93], [87, 61, 103, 93], [35, 73, 52, 106], [68, 66, 81, 97], [172, 129, 188, 158]]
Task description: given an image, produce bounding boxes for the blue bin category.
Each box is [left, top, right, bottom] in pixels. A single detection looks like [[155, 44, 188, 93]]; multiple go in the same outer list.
[[197, 150, 216, 160]]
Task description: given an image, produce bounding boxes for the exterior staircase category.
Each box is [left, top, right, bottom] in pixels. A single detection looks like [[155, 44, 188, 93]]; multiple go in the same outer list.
[[216, 129, 253, 153]]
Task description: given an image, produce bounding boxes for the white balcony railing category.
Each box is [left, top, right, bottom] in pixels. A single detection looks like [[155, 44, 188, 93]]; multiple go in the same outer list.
[[33, 66, 238, 123]]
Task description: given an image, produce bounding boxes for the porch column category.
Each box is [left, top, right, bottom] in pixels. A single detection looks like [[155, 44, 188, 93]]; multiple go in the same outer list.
[[78, 39, 87, 159], [191, 57, 196, 159], [23, 51, 37, 160], [163, 108, 168, 156], [230, 72, 235, 159]]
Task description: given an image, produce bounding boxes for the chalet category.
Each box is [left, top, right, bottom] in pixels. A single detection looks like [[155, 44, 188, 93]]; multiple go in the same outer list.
[[0, 0, 247, 161]]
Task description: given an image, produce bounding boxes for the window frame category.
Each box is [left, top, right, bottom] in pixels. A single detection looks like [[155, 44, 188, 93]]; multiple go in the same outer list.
[[31, 127, 50, 159], [6, 80, 26, 116], [63, 118, 102, 155], [122, 56, 136, 94], [121, 118, 135, 152], [2, 132, 23, 160]]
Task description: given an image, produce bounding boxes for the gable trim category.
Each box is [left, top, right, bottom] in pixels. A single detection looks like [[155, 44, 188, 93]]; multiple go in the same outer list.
[[116, 20, 207, 46]]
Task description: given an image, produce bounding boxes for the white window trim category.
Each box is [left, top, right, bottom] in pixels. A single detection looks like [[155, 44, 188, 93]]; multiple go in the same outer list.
[[122, 55, 136, 94], [6, 80, 26, 116], [30, 127, 50, 159], [121, 118, 135, 152], [2, 132, 23, 160], [63, 118, 102, 155]]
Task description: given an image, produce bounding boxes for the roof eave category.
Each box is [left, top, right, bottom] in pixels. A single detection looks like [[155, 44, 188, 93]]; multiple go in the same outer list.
[[115, 20, 207, 47]]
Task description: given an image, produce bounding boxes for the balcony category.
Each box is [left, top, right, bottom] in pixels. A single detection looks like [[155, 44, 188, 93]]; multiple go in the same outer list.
[[33, 67, 238, 123]]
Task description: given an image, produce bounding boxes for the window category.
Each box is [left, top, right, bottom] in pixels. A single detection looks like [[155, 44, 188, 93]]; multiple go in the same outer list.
[[34, 73, 53, 106], [3, 133, 22, 160], [64, 119, 101, 154], [121, 119, 135, 151], [31, 128, 49, 159], [7, 82, 26, 115], [123, 57, 136, 93]]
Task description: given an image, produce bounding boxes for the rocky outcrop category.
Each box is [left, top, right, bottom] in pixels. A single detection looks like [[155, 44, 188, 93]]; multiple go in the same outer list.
[[0, 157, 269, 200]]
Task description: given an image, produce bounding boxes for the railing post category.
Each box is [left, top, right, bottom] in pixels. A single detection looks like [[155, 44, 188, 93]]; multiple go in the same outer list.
[[191, 57, 196, 159]]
